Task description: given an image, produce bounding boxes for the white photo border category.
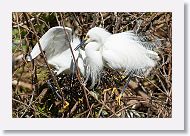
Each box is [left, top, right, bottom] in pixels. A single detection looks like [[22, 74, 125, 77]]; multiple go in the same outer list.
[[0, 0, 184, 130]]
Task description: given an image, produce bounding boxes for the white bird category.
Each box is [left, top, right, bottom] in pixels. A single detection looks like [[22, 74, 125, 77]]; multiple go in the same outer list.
[[75, 27, 159, 98], [27, 26, 86, 76]]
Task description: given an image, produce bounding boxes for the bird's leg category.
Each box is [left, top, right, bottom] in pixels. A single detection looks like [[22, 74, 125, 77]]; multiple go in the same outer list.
[[116, 71, 134, 105], [70, 60, 76, 88], [47, 80, 62, 100], [47, 80, 69, 111]]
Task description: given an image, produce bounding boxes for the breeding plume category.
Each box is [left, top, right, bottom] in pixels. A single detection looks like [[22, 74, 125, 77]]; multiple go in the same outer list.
[[27, 26, 86, 75], [75, 27, 159, 94]]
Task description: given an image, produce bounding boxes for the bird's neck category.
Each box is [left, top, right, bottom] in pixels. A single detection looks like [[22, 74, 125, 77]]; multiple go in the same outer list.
[[85, 45, 103, 68]]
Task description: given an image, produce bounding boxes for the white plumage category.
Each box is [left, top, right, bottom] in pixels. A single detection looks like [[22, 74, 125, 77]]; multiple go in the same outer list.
[[84, 42, 104, 88], [79, 27, 159, 87], [27, 26, 159, 91], [27, 26, 86, 75]]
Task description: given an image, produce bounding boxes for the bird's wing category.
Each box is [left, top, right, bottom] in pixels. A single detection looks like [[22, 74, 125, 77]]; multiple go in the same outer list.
[[102, 32, 159, 72], [27, 26, 73, 61], [102, 49, 125, 70]]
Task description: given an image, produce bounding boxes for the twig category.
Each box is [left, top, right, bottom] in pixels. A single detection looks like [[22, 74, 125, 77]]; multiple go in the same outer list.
[[75, 104, 101, 118], [13, 98, 30, 107], [60, 13, 93, 117], [109, 105, 132, 118], [97, 90, 107, 117], [12, 80, 33, 90], [55, 12, 61, 26], [81, 84, 117, 116], [13, 13, 28, 97], [23, 13, 63, 98], [12, 17, 35, 28]]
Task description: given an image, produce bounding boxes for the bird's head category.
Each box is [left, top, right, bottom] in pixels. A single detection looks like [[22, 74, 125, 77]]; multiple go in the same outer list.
[[74, 27, 111, 51], [86, 27, 111, 43]]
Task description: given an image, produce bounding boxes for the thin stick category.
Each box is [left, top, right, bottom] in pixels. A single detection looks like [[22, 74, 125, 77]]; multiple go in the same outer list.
[[60, 13, 92, 117], [23, 13, 63, 100]]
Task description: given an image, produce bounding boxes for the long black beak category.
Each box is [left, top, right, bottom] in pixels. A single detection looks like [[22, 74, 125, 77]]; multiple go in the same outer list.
[[74, 40, 86, 51]]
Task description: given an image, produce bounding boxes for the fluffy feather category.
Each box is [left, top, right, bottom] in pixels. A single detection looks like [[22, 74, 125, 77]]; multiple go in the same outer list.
[[27, 26, 86, 75]]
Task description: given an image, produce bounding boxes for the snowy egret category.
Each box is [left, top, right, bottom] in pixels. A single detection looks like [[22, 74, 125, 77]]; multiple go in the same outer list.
[[75, 27, 159, 103], [27, 26, 86, 75]]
